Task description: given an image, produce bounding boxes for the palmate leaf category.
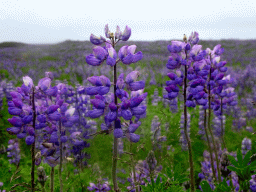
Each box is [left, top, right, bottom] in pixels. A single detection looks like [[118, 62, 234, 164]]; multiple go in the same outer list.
[[227, 166, 243, 176], [248, 160, 256, 170], [214, 178, 232, 192], [236, 148, 243, 166], [227, 155, 240, 168], [243, 150, 252, 167], [200, 180, 212, 192], [169, 163, 189, 184], [141, 175, 168, 192]]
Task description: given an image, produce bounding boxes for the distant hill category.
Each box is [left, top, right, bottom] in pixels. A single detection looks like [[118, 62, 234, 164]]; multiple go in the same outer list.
[[0, 41, 29, 48]]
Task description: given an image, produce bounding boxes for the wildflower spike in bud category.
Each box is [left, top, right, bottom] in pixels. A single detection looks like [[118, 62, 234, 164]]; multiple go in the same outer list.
[[188, 31, 199, 45], [115, 25, 122, 39], [85, 24, 145, 191], [23, 76, 33, 88], [86, 46, 108, 66], [105, 24, 111, 38], [106, 47, 117, 67], [90, 34, 106, 45], [120, 25, 131, 41], [183, 34, 187, 43]]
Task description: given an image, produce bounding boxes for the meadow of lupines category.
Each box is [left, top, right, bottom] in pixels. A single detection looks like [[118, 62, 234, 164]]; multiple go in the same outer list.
[[0, 24, 256, 192]]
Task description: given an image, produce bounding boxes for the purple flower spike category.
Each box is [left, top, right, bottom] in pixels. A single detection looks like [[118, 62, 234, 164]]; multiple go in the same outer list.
[[86, 87, 100, 95], [22, 115, 33, 124], [118, 45, 142, 65], [12, 98, 23, 109], [115, 25, 122, 39], [128, 133, 140, 143], [129, 81, 145, 91], [47, 105, 59, 114], [188, 31, 199, 45], [50, 132, 58, 143], [86, 46, 108, 66], [120, 25, 131, 41], [38, 77, 51, 91], [10, 91, 22, 100], [87, 109, 104, 118], [105, 24, 111, 38], [60, 136, 68, 143], [23, 76, 34, 88], [25, 136, 35, 145], [87, 183, 97, 191], [8, 116, 23, 127], [91, 99, 106, 109], [8, 107, 22, 115], [106, 111, 117, 122], [167, 41, 186, 53], [6, 127, 21, 135], [106, 47, 117, 67], [48, 111, 61, 121], [45, 86, 58, 96], [44, 156, 59, 167], [109, 102, 117, 111], [125, 71, 140, 84], [130, 96, 144, 108], [132, 51, 143, 63], [131, 105, 146, 115], [99, 75, 111, 87], [128, 123, 140, 133], [121, 109, 132, 120], [114, 128, 123, 138], [115, 118, 121, 129], [90, 34, 106, 45]]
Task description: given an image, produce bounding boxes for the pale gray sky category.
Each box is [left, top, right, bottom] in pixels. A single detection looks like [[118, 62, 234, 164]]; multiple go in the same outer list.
[[1, 0, 256, 44]]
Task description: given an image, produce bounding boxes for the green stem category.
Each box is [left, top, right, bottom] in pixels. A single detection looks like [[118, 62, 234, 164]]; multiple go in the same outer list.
[[112, 37, 120, 192], [207, 64, 221, 183], [204, 109, 217, 182], [130, 143, 138, 192], [220, 98, 226, 149], [59, 121, 63, 192], [31, 86, 36, 192], [51, 167, 54, 192], [183, 63, 195, 192]]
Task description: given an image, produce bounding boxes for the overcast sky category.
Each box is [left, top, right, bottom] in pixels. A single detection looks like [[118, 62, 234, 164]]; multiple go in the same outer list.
[[1, 0, 256, 44]]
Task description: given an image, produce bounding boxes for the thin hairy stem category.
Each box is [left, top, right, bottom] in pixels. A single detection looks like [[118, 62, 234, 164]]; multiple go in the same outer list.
[[207, 61, 221, 183], [204, 109, 217, 182]]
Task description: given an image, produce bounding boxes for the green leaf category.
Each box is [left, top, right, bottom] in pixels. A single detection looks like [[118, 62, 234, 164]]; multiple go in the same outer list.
[[227, 155, 240, 168], [243, 150, 252, 167], [200, 180, 212, 192], [156, 175, 161, 186], [227, 166, 240, 174], [174, 163, 182, 181], [214, 178, 232, 192], [237, 148, 243, 165], [248, 160, 256, 169], [166, 167, 173, 179]]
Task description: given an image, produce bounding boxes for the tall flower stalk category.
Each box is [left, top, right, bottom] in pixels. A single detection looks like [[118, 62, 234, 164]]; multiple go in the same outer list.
[[31, 85, 36, 192], [85, 24, 144, 191], [58, 120, 63, 192], [204, 109, 217, 182], [207, 55, 221, 183], [183, 52, 195, 191]]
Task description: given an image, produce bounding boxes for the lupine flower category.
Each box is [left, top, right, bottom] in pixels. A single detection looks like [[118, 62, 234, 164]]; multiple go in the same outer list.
[[6, 138, 20, 166], [241, 137, 252, 157], [87, 181, 111, 191]]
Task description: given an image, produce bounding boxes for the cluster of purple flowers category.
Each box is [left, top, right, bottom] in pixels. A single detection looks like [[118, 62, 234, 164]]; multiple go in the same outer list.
[[198, 149, 240, 191], [127, 155, 162, 191], [0, 181, 6, 192], [87, 181, 111, 191], [6, 138, 20, 166]]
